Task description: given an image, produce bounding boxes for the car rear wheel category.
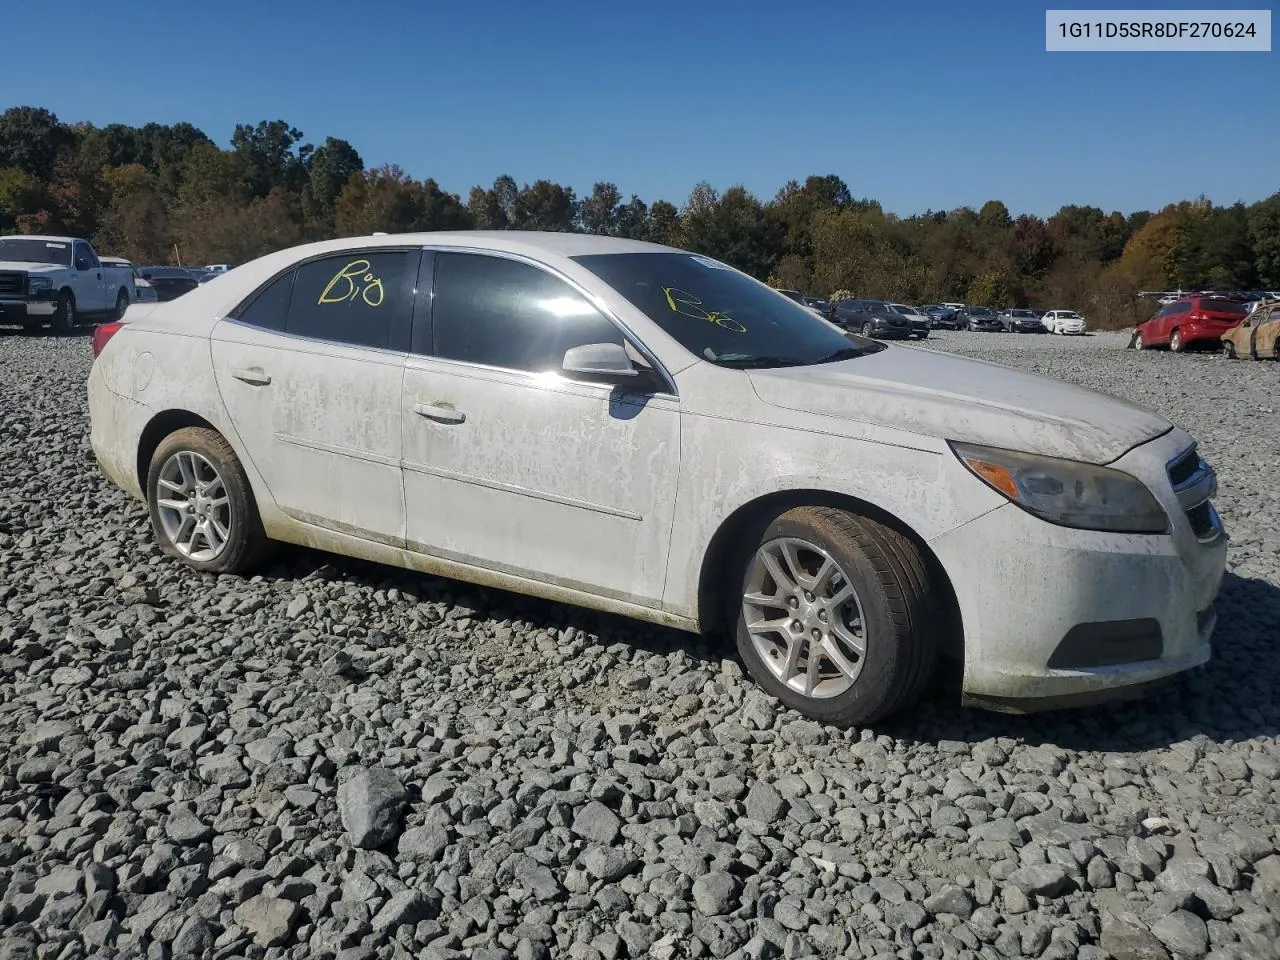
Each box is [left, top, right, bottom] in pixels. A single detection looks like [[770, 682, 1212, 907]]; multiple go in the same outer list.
[[861, 322, 873, 337], [1170, 329, 1185, 353], [1223, 341, 1237, 359], [113, 289, 129, 321], [731, 506, 938, 726], [146, 427, 271, 574]]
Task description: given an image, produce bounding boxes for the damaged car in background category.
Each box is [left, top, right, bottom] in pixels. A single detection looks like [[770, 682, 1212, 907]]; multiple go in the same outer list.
[[88, 232, 1227, 725]]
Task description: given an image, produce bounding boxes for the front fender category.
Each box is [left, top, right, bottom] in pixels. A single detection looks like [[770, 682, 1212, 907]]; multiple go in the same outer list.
[[661, 413, 1005, 620]]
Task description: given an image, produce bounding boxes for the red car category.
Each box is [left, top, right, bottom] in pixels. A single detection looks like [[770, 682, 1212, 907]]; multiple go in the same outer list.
[[1136, 296, 1249, 352]]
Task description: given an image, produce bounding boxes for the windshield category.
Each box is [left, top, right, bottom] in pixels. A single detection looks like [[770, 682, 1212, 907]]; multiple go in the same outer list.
[[0, 238, 72, 266], [1057, 311, 1082, 318], [889, 304, 919, 315], [969, 306, 995, 316], [1010, 309, 1035, 317], [573, 251, 881, 368]]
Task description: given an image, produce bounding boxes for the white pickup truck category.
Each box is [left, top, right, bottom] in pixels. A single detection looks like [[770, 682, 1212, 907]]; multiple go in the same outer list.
[[0, 235, 134, 334]]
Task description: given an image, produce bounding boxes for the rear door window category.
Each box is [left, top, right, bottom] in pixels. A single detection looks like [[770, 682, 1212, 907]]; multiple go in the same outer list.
[[285, 250, 419, 351]]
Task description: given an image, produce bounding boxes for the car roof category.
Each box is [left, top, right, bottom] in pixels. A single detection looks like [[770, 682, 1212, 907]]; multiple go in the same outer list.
[[0, 234, 81, 243], [267, 230, 676, 260]]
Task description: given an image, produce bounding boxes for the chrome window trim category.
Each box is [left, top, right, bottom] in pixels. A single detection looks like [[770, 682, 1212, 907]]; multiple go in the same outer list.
[[419, 244, 680, 398], [217, 316, 411, 362]]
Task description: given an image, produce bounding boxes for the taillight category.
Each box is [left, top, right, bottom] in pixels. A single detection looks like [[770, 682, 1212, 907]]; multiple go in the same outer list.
[[91, 321, 124, 358]]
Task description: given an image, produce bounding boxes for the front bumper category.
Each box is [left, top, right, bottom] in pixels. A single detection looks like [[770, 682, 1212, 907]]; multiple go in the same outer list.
[[930, 428, 1227, 710], [0, 295, 57, 323], [1057, 323, 1086, 334]]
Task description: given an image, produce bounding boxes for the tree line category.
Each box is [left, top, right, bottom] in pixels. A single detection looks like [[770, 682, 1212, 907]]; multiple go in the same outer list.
[[2, 106, 1277, 329]]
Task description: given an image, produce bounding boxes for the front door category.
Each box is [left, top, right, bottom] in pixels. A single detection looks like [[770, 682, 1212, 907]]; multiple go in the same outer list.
[[400, 250, 680, 608], [210, 248, 421, 546]]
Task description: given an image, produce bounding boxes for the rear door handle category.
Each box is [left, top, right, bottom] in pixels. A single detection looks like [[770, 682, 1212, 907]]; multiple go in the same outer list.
[[231, 367, 272, 386], [414, 402, 465, 424]]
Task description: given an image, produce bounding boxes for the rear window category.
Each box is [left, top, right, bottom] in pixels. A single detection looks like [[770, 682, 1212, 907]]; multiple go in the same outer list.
[[1199, 299, 1247, 314]]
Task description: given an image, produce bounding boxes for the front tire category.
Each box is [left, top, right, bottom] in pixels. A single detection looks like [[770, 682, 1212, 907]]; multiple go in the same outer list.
[[730, 506, 939, 726], [862, 322, 873, 337], [1170, 329, 1185, 353], [1224, 341, 1237, 359], [51, 290, 76, 335], [146, 427, 271, 574]]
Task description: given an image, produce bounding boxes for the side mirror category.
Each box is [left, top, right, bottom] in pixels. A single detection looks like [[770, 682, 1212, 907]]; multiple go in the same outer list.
[[561, 342, 640, 384]]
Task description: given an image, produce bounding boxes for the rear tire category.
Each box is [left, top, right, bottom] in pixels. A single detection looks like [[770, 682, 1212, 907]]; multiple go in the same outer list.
[[862, 322, 873, 337], [1223, 341, 1237, 359], [146, 427, 271, 575], [113, 289, 129, 321], [729, 506, 939, 726]]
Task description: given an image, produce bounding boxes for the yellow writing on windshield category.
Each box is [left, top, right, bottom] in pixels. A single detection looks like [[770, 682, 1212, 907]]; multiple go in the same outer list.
[[662, 286, 746, 332], [318, 259, 384, 307]]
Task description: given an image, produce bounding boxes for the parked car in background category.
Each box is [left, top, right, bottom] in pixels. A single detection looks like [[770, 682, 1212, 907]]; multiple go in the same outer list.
[[999, 308, 1045, 333], [1136, 297, 1246, 352], [803, 296, 828, 314], [775, 288, 826, 319], [204, 263, 233, 273], [138, 266, 202, 302], [86, 231, 1228, 725], [0, 235, 134, 332], [100, 256, 159, 303], [885, 303, 930, 339], [1220, 300, 1280, 360], [829, 299, 913, 339], [921, 304, 961, 329], [1043, 310, 1088, 335], [957, 306, 1002, 331]]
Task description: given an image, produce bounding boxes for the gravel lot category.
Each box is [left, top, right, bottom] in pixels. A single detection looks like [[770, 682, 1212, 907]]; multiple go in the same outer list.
[[1, 328, 1278, 960]]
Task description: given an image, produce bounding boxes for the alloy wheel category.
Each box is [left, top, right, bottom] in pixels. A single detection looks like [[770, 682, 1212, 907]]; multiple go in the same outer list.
[[741, 537, 867, 699], [155, 450, 233, 562]]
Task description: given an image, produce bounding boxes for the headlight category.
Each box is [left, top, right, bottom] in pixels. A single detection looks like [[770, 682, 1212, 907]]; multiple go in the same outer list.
[[28, 276, 52, 293], [950, 441, 1168, 534]]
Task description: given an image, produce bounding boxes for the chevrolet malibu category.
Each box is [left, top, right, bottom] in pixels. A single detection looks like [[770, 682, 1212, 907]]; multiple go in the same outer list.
[[88, 232, 1228, 725]]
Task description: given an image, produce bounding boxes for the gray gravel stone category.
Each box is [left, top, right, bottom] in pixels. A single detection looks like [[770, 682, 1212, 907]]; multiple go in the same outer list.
[[692, 871, 739, 916], [236, 893, 299, 947]]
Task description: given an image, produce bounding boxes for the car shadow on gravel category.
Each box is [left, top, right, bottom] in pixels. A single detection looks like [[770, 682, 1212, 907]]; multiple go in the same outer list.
[[255, 547, 1278, 750], [894, 570, 1280, 752], [261, 545, 724, 663]]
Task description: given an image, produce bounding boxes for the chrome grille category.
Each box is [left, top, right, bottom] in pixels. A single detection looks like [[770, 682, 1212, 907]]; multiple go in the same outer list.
[[0, 271, 23, 295]]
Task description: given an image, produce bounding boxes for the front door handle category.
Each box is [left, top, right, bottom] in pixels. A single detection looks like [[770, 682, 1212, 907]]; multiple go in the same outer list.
[[231, 367, 272, 386], [414, 402, 465, 424]]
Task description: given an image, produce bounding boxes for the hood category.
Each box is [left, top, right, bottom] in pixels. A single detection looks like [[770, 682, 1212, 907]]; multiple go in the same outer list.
[[0, 261, 61, 273], [747, 346, 1171, 464]]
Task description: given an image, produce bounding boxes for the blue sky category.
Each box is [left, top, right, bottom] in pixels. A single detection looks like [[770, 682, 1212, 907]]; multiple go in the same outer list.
[[7, 0, 1276, 218]]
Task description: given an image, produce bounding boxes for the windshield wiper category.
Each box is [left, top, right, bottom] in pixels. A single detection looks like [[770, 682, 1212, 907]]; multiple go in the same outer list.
[[715, 355, 804, 369], [812, 346, 874, 364]]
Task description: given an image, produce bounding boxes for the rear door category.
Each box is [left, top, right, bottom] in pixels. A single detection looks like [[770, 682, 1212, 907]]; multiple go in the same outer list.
[[210, 247, 422, 546]]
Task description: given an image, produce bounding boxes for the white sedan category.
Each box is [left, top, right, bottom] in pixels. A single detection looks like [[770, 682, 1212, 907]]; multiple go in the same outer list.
[[88, 232, 1226, 725], [1043, 309, 1087, 335]]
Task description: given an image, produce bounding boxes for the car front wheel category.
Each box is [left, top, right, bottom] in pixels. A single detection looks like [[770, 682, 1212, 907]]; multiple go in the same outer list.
[[1170, 329, 1185, 353], [731, 506, 938, 726], [146, 427, 271, 574]]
